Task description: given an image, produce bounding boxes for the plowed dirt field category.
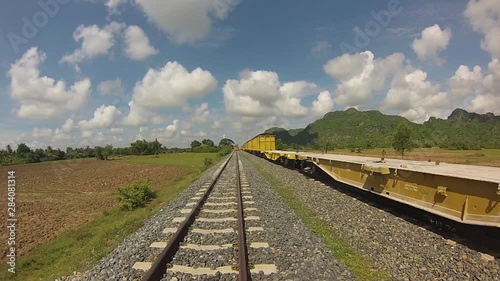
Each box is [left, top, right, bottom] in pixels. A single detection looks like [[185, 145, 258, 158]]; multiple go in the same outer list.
[[0, 159, 189, 260]]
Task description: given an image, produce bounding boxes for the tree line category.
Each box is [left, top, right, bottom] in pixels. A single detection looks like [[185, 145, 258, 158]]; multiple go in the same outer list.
[[0, 138, 235, 166]]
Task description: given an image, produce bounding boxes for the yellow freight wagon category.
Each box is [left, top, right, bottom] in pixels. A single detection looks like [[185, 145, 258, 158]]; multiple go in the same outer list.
[[256, 149, 500, 227], [241, 134, 276, 154]]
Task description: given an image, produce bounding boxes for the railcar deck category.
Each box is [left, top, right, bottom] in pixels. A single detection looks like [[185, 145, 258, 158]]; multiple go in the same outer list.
[[264, 150, 500, 184], [261, 150, 500, 227]]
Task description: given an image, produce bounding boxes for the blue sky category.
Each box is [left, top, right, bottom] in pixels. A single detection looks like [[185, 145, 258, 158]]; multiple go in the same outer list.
[[0, 0, 499, 149]]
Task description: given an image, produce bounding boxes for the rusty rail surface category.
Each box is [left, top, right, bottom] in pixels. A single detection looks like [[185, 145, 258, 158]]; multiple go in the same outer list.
[[236, 153, 251, 281], [142, 153, 234, 281]]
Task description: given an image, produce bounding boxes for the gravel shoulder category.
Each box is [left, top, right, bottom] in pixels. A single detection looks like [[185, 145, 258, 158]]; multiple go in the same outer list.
[[239, 153, 353, 280], [61, 152, 354, 280], [243, 153, 500, 281]]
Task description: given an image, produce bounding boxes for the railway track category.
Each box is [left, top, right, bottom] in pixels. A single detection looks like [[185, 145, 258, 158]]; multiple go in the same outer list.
[[133, 152, 277, 281]]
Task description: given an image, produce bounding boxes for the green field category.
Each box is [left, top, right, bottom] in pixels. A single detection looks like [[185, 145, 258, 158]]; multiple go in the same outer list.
[[0, 153, 219, 281]]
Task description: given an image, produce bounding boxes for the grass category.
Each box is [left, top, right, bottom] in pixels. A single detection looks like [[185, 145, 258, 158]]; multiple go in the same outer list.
[[123, 153, 218, 168], [245, 155, 388, 281], [0, 153, 216, 281]]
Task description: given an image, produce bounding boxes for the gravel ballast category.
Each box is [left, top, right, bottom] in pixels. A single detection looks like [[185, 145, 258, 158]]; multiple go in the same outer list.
[[60, 152, 353, 280], [58, 158, 226, 281], [242, 152, 500, 281], [237, 154, 353, 280]]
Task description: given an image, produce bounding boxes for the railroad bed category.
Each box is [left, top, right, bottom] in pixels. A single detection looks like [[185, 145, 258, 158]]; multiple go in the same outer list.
[[62, 152, 351, 280], [244, 153, 500, 281], [137, 153, 277, 280]]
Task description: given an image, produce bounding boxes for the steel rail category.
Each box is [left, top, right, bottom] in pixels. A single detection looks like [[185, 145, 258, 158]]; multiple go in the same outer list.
[[142, 152, 234, 281], [236, 152, 251, 281]]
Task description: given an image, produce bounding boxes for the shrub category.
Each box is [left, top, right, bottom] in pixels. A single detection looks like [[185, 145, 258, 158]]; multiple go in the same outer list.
[[204, 158, 214, 169], [217, 146, 233, 158], [117, 179, 156, 210]]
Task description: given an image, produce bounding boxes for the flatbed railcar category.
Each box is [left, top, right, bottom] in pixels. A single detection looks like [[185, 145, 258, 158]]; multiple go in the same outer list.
[[242, 135, 500, 228]]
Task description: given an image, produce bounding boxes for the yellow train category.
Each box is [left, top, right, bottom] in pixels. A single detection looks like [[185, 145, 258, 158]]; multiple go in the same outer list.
[[241, 134, 500, 228], [241, 134, 276, 154]]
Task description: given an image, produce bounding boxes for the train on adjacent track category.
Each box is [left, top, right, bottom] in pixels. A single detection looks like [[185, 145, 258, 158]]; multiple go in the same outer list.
[[242, 134, 500, 228]]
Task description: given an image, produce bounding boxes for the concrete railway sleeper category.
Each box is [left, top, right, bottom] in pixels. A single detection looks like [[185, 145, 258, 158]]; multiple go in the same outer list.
[[134, 152, 277, 281]]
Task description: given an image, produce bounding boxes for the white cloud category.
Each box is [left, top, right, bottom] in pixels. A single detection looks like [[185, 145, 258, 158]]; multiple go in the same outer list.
[[82, 130, 93, 138], [312, 91, 334, 117], [382, 69, 448, 122], [412, 24, 452, 65], [78, 105, 122, 130], [61, 118, 76, 133], [323, 51, 482, 122], [275, 97, 308, 117], [483, 59, 500, 94], [124, 25, 158, 60], [53, 129, 74, 143], [462, 0, 500, 115], [111, 127, 124, 135], [324, 50, 471, 122], [324, 51, 371, 81], [8, 47, 90, 119], [192, 103, 210, 123], [311, 41, 332, 56], [60, 22, 125, 70], [131, 61, 217, 108], [98, 78, 125, 96], [464, 0, 500, 59], [467, 59, 500, 114], [279, 81, 318, 98], [124, 61, 217, 126], [227, 70, 281, 103], [133, 0, 239, 44], [449, 65, 482, 98], [212, 120, 221, 129], [95, 131, 106, 143], [106, 0, 128, 14], [180, 129, 207, 138], [224, 70, 314, 118], [468, 94, 500, 114], [32, 128, 53, 139], [123, 101, 164, 126], [324, 51, 405, 107], [153, 119, 179, 140]]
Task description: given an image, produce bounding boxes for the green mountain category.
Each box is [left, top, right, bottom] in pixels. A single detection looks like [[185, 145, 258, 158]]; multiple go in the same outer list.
[[264, 108, 500, 149], [264, 127, 304, 144]]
